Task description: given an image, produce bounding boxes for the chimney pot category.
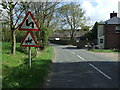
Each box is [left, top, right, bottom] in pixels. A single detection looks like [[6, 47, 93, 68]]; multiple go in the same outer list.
[[110, 11, 117, 18]]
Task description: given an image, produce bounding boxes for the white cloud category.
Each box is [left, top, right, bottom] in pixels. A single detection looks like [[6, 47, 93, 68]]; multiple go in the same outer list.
[[81, 0, 119, 25], [118, 1, 120, 17]]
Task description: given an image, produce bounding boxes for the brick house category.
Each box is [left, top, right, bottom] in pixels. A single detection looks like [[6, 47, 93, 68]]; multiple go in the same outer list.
[[98, 11, 120, 49]]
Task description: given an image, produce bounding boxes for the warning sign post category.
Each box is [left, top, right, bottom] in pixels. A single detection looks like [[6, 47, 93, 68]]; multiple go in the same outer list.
[[18, 11, 40, 31], [18, 11, 40, 68], [20, 31, 39, 47]]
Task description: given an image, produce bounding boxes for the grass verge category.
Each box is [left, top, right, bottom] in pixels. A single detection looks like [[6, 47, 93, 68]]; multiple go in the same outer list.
[[2, 42, 53, 88], [88, 49, 120, 53]]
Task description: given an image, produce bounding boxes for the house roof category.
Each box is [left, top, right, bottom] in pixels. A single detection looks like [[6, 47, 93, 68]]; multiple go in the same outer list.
[[50, 30, 86, 38], [100, 17, 120, 25]]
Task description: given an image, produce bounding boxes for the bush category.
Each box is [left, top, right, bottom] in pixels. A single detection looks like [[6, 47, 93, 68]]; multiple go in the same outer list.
[[39, 26, 51, 50]]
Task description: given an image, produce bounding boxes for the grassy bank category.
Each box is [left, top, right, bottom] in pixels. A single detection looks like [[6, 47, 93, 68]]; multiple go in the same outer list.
[[88, 49, 120, 53], [2, 43, 53, 88]]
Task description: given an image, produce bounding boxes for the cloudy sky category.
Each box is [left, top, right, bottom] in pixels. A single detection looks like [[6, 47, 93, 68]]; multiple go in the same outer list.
[[58, 0, 120, 26], [80, 0, 120, 25], [1, 0, 119, 26]]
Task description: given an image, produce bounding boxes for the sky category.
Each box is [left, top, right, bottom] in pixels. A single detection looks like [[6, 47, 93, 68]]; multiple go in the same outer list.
[[41, 0, 120, 26], [80, 0, 120, 25], [0, 0, 120, 26], [50, 0, 120, 26]]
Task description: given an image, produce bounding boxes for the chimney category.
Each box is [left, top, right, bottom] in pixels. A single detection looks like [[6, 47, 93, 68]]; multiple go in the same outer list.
[[110, 11, 117, 18]]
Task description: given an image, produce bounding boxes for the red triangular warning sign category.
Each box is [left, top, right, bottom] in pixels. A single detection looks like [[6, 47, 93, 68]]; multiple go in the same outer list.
[[20, 31, 39, 47], [18, 11, 40, 31]]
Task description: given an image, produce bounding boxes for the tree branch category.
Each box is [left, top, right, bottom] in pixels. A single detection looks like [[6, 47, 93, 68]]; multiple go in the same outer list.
[[14, 8, 25, 29]]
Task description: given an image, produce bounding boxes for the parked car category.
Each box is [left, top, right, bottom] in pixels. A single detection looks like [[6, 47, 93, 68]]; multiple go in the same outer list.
[[76, 43, 82, 48]]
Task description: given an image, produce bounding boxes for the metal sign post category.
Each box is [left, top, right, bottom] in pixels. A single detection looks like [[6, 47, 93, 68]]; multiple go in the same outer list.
[[20, 32, 38, 68], [18, 11, 40, 69], [28, 47, 31, 68]]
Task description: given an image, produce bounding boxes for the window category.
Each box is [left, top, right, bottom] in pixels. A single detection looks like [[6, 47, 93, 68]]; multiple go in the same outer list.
[[100, 39, 103, 43], [115, 26, 120, 33]]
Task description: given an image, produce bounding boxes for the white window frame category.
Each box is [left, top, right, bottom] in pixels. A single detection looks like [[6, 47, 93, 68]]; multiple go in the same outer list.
[[115, 26, 120, 33], [100, 39, 103, 44]]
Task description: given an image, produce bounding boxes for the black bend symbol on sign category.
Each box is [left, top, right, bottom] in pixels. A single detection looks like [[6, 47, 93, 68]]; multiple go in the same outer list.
[[25, 37, 33, 44], [26, 19, 34, 28]]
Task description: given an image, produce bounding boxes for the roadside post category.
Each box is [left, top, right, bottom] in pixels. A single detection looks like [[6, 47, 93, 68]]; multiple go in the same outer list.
[[18, 11, 40, 68], [28, 47, 31, 68]]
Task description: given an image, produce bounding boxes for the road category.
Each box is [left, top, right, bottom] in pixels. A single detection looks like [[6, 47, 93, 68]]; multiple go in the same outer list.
[[45, 44, 119, 88]]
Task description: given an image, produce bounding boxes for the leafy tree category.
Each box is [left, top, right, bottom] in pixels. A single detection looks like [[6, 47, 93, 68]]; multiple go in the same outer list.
[[39, 26, 51, 49], [2, 22, 11, 42], [29, 2, 60, 50], [0, 1, 30, 54], [56, 2, 88, 42], [83, 22, 98, 41], [83, 31, 93, 40], [91, 22, 98, 40], [16, 31, 27, 43], [81, 25, 90, 31]]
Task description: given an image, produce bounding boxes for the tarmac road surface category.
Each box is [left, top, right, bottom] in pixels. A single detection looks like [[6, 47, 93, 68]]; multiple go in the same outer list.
[[45, 44, 119, 88]]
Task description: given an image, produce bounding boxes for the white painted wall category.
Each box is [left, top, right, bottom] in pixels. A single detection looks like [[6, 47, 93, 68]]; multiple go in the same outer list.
[[98, 25, 105, 49], [98, 36, 104, 49], [98, 25, 104, 37]]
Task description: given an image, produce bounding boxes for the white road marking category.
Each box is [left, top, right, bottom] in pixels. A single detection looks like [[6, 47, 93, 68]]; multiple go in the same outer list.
[[71, 51, 75, 54], [67, 49, 75, 54], [89, 63, 112, 80], [67, 49, 112, 80], [77, 55, 85, 61], [77, 54, 112, 80], [67, 49, 70, 51]]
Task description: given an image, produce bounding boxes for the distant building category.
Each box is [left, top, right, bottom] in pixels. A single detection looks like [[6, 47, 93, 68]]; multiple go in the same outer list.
[[98, 11, 120, 49], [49, 30, 86, 41]]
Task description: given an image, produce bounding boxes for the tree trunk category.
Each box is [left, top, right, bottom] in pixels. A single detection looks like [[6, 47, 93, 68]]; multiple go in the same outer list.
[[11, 30, 16, 55], [10, 7, 16, 55], [70, 31, 74, 43]]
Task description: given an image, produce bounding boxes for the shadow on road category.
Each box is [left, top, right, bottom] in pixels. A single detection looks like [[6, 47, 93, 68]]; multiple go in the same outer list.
[[46, 61, 120, 88]]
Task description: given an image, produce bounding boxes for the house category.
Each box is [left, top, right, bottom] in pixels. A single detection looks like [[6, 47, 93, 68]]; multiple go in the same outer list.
[[98, 11, 120, 49], [49, 30, 87, 41], [49, 29, 87, 45], [49, 30, 70, 40]]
